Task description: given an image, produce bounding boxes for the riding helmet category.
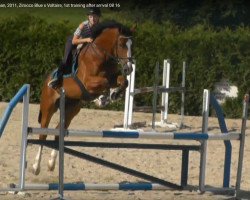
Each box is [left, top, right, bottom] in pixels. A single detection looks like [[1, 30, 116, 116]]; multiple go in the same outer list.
[[87, 7, 101, 17]]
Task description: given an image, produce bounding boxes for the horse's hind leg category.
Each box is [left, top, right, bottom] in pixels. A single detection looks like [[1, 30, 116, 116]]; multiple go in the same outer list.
[[33, 84, 59, 175], [47, 99, 81, 171]]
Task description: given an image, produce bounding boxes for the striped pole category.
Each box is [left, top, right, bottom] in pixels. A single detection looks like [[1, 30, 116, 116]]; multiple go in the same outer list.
[[28, 128, 241, 141], [10, 182, 179, 191]]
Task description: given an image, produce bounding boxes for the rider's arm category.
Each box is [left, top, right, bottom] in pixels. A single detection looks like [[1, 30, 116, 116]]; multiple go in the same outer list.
[[72, 23, 93, 45]]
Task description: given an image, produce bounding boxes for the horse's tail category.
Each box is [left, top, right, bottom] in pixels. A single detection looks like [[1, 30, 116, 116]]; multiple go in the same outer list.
[[38, 110, 42, 124]]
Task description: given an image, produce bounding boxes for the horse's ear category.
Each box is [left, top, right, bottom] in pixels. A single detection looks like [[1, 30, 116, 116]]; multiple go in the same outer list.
[[130, 23, 137, 33]]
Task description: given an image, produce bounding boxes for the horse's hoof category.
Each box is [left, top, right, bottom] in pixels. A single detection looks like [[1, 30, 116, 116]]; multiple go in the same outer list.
[[110, 92, 119, 101], [110, 88, 122, 101], [32, 164, 40, 175], [47, 159, 56, 172], [110, 91, 122, 101], [94, 95, 110, 107]]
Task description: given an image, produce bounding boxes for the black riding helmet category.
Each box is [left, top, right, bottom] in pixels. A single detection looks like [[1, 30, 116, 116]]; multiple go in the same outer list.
[[87, 7, 101, 17]]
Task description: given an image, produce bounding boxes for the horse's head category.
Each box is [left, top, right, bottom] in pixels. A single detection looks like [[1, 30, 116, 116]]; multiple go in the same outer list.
[[114, 34, 133, 75], [91, 21, 134, 76]]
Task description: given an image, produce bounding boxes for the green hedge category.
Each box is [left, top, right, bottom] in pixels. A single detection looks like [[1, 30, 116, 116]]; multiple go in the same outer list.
[[0, 15, 249, 117], [134, 21, 250, 117], [0, 14, 72, 102]]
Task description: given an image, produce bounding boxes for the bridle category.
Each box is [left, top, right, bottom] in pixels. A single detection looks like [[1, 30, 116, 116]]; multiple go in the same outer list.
[[90, 35, 134, 67]]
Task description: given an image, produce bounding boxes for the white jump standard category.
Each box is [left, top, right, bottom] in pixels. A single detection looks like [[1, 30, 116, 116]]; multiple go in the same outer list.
[[123, 59, 186, 129]]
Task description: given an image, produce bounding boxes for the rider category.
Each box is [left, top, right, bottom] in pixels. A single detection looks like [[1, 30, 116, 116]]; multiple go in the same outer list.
[[48, 7, 101, 89]]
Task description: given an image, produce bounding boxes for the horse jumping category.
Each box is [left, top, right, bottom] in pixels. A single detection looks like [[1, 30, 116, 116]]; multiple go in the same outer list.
[[32, 21, 134, 175]]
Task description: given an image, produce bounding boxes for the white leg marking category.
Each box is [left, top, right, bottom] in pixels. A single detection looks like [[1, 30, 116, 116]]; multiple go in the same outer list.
[[32, 145, 43, 175], [110, 88, 120, 101], [48, 149, 58, 171], [93, 95, 110, 107]]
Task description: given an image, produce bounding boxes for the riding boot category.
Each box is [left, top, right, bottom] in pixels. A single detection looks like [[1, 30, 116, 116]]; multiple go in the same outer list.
[[56, 64, 64, 85], [48, 62, 65, 89]]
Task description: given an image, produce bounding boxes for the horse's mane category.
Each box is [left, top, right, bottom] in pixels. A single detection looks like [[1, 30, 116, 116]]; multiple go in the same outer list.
[[91, 20, 132, 39]]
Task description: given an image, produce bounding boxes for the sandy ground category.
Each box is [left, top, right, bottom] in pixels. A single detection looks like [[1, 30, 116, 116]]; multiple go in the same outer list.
[[0, 102, 249, 200]]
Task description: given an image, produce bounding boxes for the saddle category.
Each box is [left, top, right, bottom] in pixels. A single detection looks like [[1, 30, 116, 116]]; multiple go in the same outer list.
[[51, 50, 79, 80], [49, 44, 93, 100]]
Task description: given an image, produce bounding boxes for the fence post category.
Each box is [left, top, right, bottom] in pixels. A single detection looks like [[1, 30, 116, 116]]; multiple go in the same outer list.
[[161, 59, 170, 123], [199, 89, 209, 192], [179, 61, 186, 128], [235, 94, 249, 197], [58, 88, 66, 199], [19, 84, 30, 190], [123, 62, 136, 129]]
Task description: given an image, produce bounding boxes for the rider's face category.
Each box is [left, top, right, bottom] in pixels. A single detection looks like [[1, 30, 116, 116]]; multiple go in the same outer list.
[[88, 14, 99, 26]]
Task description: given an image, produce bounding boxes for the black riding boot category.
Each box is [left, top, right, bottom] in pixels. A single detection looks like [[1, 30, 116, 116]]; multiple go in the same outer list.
[[48, 62, 65, 89]]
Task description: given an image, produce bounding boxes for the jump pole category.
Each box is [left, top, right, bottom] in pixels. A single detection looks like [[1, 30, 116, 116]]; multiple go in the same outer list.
[[29, 128, 241, 140], [11, 183, 178, 191]]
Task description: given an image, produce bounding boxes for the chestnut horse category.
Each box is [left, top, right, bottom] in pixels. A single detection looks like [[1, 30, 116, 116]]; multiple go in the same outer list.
[[32, 21, 133, 175]]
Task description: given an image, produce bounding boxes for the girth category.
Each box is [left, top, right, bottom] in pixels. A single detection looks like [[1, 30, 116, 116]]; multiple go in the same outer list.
[[72, 75, 93, 101]]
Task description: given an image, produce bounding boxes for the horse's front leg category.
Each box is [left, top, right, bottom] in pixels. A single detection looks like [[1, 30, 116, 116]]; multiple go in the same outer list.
[[86, 76, 109, 93], [33, 83, 59, 175], [48, 100, 81, 172], [32, 135, 46, 175], [47, 140, 58, 172], [110, 75, 128, 101], [85, 76, 111, 107]]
